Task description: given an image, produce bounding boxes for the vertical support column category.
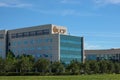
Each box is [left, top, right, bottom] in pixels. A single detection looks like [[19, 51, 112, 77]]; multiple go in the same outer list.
[[58, 34, 60, 62], [5, 30, 8, 58], [81, 37, 85, 63]]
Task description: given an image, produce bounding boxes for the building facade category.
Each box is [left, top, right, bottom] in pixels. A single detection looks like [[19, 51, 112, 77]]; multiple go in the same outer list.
[[0, 30, 7, 59], [85, 49, 120, 62], [0, 24, 84, 64]]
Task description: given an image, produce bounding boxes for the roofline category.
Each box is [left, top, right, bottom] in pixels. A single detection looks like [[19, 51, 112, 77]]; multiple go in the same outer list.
[[8, 24, 52, 31], [85, 48, 120, 51]]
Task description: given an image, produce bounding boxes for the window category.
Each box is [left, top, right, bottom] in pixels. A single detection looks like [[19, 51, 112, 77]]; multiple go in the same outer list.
[[0, 43, 3, 46], [9, 42, 11, 46], [43, 54, 48, 57], [30, 40, 35, 44], [45, 38, 49, 42], [29, 31, 36, 36], [23, 32, 29, 37], [30, 47, 35, 50], [16, 33, 18, 38], [42, 46, 52, 50], [43, 29, 49, 35], [37, 47, 42, 50], [17, 33, 23, 38], [0, 34, 4, 39], [36, 54, 41, 58], [23, 40, 28, 44], [61, 40, 81, 44], [61, 47, 81, 51], [0, 49, 3, 53], [11, 34, 16, 38], [37, 39, 42, 43], [11, 29, 50, 39], [45, 38, 53, 43], [36, 30, 43, 35], [17, 41, 21, 45]]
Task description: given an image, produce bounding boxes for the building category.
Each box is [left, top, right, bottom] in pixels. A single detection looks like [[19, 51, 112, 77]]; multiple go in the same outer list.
[[0, 30, 7, 59], [85, 49, 120, 62], [0, 24, 84, 64]]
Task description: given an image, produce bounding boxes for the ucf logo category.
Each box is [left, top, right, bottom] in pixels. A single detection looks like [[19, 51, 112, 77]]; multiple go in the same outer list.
[[53, 26, 66, 34]]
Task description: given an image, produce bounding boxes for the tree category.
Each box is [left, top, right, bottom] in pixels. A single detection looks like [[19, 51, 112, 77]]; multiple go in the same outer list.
[[99, 60, 107, 73], [27, 55, 35, 63], [19, 55, 33, 72], [0, 57, 5, 72], [67, 60, 80, 75], [34, 58, 50, 73], [84, 62, 90, 74], [7, 51, 15, 58], [106, 61, 114, 74], [89, 61, 99, 74], [4, 52, 16, 72], [79, 63, 84, 74], [51, 62, 65, 74], [114, 62, 120, 74]]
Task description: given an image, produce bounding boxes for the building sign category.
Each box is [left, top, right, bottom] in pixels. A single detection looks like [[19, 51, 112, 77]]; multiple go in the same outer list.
[[53, 26, 66, 34]]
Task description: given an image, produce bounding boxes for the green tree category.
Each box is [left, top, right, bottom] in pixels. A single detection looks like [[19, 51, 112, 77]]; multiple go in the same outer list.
[[84, 62, 90, 74], [67, 60, 80, 75], [106, 61, 115, 73], [34, 58, 50, 73], [99, 60, 107, 73], [27, 55, 35, 63], [51, 62, 65, 74], [7, 51, 15, 58], [19, 55, 33, 72], [0, 57, 5, 72], [89, 61, 99, 74], [5, 52, 16, 72], [114, 62, 120, 74], [79, 63, 84, 74]]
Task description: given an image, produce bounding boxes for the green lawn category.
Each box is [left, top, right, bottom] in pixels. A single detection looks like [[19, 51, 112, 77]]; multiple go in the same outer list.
[[0, 74, 120, 80]]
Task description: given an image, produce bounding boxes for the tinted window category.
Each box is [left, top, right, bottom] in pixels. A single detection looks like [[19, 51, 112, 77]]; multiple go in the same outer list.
[[11, 34, 16, 38], [29, 31, 36, 36], [17, 33, 23, 38], [23, 32, 29, 37], [36, 30, 43, 35]]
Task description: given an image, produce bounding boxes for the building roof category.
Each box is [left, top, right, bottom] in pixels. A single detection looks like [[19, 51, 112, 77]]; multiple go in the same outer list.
[[85, 48, 120, 55]]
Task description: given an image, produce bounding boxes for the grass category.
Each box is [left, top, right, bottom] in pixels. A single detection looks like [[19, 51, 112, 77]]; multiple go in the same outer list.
[[0, 74, 120, 80]]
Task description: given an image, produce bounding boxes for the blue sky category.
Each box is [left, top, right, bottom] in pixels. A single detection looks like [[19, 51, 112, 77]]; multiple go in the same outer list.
[[0, 0, 120, 49]]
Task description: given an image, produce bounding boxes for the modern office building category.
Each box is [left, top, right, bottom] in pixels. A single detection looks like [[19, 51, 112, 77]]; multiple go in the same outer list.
[[0, 30, 7, 59], [0, 24, 84, 64], [85, 49, 120, 62]]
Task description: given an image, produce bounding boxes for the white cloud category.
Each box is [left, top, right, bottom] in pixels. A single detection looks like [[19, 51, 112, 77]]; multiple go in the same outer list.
[[60, 0, 81, 4], [35, 9, 100, 17], [61, 10, 100, 16], [85, 43, 102, 50], [80, 32, 120, 38], [38, 9, 76, 16], [61, 10, 75, 16], [0, 0, 32, 8], [94, 0, 120, 5]]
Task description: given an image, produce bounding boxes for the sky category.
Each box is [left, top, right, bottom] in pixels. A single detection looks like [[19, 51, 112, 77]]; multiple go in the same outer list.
[[0, 0, 120, 50]]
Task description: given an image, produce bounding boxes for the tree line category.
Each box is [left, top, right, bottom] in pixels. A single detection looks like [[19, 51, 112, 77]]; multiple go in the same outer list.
[[0, 52, 120, 76]]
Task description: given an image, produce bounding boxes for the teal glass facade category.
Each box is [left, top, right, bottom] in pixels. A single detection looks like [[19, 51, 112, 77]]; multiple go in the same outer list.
[[60, 35, 83, 64]]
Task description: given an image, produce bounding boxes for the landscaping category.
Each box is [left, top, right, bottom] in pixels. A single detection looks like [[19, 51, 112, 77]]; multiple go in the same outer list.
[[0, 74, 120, 80]]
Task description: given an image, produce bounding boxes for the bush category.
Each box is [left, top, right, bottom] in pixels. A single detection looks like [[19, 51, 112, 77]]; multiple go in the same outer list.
[[0, 72, 6, 76], [5, 72, 21, 76]]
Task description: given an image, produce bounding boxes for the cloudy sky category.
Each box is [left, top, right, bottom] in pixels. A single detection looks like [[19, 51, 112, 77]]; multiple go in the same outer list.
[[0, 0, 120, 49]]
